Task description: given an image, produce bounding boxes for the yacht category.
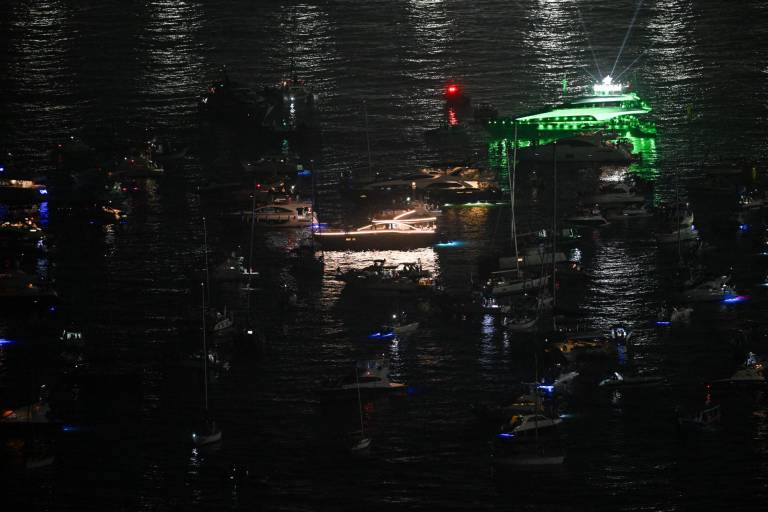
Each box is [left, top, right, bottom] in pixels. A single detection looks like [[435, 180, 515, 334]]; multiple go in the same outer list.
[[712, 353, 766, 386], [599, 371, 666, 389], [0, 178, 47, 204], [605, 203, 653, 220], [316, 208, 437, 251], [231, 198, 316, 228], [355, 166, 497, 198], [336, 260, 434, 294], [488, 75, 656, 140], [499, 245, 569, 270], [499, 414, 562, 436], [587, 183, 645, 205], [517, 132, 637, 163], [564, 206, 609, 226], [323, 359, 406, 394]]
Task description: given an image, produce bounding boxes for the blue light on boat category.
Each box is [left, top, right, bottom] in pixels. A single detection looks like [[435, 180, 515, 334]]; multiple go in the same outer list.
[[311, 223, 328, 230], [48, 306, 56, 313], [739, 224, 749, 232], [434, 240, 466, 248], [723, 295, 748, 304], [368, 331, 395, 339], [0, 338, 15, 346], [0, 165, 4, 173], [655, 321, 671, 326], [537, 385, 555, 393], [497, 432, 516, 439], [297, 170, 312, 177], [62, 424, 80, 432]]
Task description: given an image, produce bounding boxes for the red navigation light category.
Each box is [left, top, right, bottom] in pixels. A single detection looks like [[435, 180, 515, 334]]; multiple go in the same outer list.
[[447, 85, 458, 95]]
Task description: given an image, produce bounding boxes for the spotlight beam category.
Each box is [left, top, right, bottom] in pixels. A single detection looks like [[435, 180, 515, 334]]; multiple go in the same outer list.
[[611, 0, 644, 77], [574, 1, 602, 78]]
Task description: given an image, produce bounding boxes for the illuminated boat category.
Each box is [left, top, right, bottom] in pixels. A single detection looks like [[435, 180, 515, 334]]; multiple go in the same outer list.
[[315, 208, 437, 250], [232, 198, 316, 228], [488, 75, 655, 140], [587, 183, 645, 205], [355, 166, 498, 201], [599, 371, 666, 389], [323, 358, 406, 394], [336, 260, 434, 294], [563, 206, 609, 226], [0, 178, 47, 204], [485, 270, 549, 297]]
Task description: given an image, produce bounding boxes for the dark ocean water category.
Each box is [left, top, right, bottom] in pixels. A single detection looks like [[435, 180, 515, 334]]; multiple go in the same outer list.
[[1, 1, 768, 510]]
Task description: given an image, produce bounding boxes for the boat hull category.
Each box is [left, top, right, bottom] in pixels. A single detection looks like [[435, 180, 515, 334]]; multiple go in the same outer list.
[[316, 232, 436, 251]]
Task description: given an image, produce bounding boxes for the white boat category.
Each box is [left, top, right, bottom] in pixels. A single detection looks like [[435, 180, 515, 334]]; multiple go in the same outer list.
[[316, 208, 437, 251], [212, 253, 248, 282], [499, 245, 568, 270], [587, 183, 645, 205], [232, 197, 316, 228], [486, 270, 549, 297], [564, 206, 609, 226], [504, 309, 541, 333], [713, 354, 765, 386], [606, 203, 653, 220], [598, 371, 665, 388], [518, 132, 636, 163], [501, 414, 562, 435], [324, 358, 406, 393], [739, 191, 766, 210], [60, 329, 85, 348]]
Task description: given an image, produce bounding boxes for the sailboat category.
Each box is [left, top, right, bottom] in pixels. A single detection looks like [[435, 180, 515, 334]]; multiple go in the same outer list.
[[241, 188, 260, 291], [493, 354, 565, 467], [192, 264, 222, 445], [350, 368, 372, 455]]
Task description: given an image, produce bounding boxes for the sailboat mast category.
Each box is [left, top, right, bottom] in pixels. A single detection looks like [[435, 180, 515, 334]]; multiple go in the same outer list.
[[552, 141, 557, 308], [364, 100, 373, 180], [202, 217, 211, 306], [201, 283, 208, 412], [248, 187, 256, 287], [507, 123, 520, 274], [355, 367, 364, 435]]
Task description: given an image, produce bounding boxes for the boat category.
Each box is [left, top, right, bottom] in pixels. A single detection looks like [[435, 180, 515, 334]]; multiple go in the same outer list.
[[316, 209, 437, 251], [712, 353, 766, 386], [350, 367, 372, 456], [553, 336, 617, 362], [149, 137, 189, 164], [504, 308, 541, 333], [192, 283, 223, 447], [60, 328, 85, 349], [113, 150, 164, 178], [499, 414, 562, 436], [424, 123, 470, 148], [337, 260, 434, 294], [738, 190, 766, 210], [355, 166, 497, 197], [499, 245, 569, 270], [485, 270, 549, 297], [369, 312, 419, 339], [487, 75, 656, 140], [517, 132, 637, 163], [587, 183, 645, 205], [656, 224, 699, 244], [676, 404, 721, 435], [563, 205, 609, 226], [212, 253, 248, 282], [230, 197, 316, 228], [444, 83, 471, 108], [598, 371, 666, 389], [323, 358, 406, 394], [211, 307, 234, 334], [605, 203, 654, 220], [676, 275, 735, 302], [0, 178, 47, 204]]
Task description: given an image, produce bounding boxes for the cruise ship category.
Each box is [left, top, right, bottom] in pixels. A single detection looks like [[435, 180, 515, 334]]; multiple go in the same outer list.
[[487, 76, 656, 142]]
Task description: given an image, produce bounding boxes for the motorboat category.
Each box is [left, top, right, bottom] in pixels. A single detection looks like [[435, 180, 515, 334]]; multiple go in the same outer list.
[[598, 371, 666, 389], [656, 224, 698, 244], [0, 178, 47, 204], [149, 137, 189, 164], [587, 183, 645, 205], [517, 132, 637, 163], [605, 203, 653, 220], [499, 413, 562, 437], [485, 270, 549, 297], [425, 123, 470, 148], [229, 197, 316, 228], [316, 209, 437, 251], [113, 152, 164, 178], [677, 275, 735, 302], [355, 166, 497, 198], [192, 419, 222, 447], [60, 328, 85, 349], [676, 404, 721, 435], [1, 401, 51, 423], [212, 254, 248, 282], [369, 313, 419, 339], [738, 190, 766, 210], [553, 336, 617, 362], [336, 260, 434, 294], [563, 205, 609, 226], [504, 308, 540, 333], [0, 269, 57, 300], [323, 358, 406, 394], [712, 353, 766, 386]]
